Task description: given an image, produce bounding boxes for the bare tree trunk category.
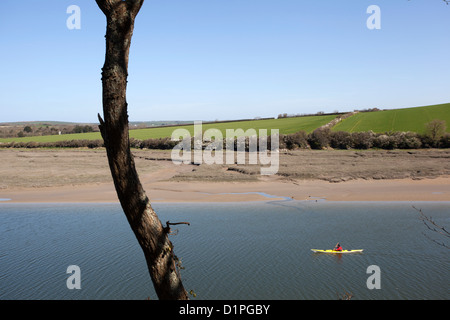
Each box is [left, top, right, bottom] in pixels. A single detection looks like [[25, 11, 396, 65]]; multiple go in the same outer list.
[[95, 0, 188, 300]]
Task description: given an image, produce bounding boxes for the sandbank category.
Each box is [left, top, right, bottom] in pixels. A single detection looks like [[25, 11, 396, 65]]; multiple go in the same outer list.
[[1, 177, 449, 203], [1, 148, 449, 203]]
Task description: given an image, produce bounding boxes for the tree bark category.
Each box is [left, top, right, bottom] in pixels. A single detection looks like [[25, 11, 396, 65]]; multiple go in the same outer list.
[[95, 0, 188, 300]]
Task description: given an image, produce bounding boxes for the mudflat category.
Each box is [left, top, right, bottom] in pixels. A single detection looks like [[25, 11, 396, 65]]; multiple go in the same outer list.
[[0, 148, 449, 203]]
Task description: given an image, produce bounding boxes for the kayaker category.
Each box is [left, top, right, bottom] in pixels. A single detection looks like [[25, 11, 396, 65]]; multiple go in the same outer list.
[[333, 242, 343, 251]]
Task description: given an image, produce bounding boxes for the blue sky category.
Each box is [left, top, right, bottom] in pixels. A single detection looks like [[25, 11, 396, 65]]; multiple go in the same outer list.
[[1, 0, 449, 123]]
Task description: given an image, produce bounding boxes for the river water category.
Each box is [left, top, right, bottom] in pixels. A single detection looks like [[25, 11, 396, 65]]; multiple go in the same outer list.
[[0, 200, 448, 300]]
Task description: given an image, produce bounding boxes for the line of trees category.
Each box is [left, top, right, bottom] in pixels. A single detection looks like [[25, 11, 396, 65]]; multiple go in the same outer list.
[[1, 129, 448, 151], [0, 124, 96, 138], [1, 139, 105, 149], [280, 128, 450, 150]]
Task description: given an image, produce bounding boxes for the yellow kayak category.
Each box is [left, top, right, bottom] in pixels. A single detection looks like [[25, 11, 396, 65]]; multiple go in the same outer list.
[[311, 249, 363, 254]]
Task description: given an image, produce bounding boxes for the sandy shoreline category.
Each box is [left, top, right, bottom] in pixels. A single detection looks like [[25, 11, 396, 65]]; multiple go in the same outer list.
[[1, 177, 449, 203], [1, 148, 449, 203]]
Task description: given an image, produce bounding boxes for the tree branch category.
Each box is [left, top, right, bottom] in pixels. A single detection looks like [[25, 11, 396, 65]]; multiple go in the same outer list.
[[95, 0, 121, 16], [96, 0, 144, 17], [413, 206, 449, 249], [164, 221, 191, 234], [126, 0, 145, 17]]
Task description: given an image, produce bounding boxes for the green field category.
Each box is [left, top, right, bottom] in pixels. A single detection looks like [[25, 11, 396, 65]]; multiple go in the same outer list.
[[2, 103, 449, 144], [0, 114, 336, 143], [333, 103, 450, 134]]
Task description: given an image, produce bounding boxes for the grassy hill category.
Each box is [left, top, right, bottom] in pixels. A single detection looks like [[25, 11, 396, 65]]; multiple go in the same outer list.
[[0, 114, 336, 143], [1, 103, 448, 144], [333, 103, 450, 134]]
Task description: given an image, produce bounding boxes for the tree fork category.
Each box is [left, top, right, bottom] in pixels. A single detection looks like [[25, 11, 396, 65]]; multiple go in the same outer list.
[[96, 0, 188, 300]]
